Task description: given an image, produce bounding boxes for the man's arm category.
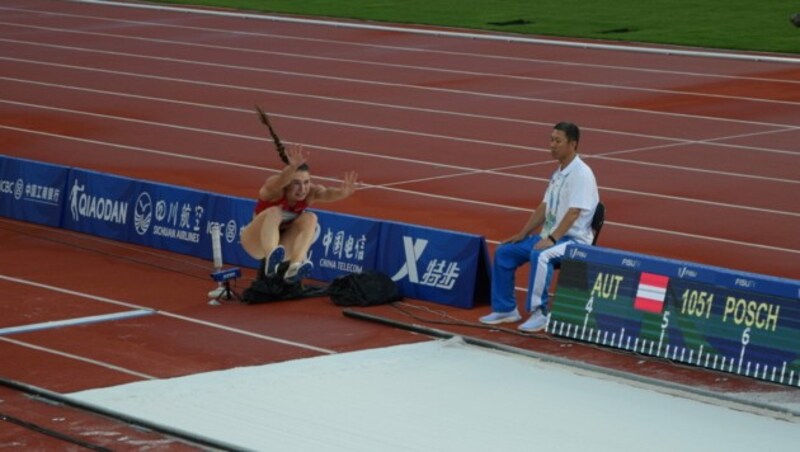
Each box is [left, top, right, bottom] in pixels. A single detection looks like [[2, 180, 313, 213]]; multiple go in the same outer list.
[[534, 207, 582, 249], [504, 202, 547, 243]]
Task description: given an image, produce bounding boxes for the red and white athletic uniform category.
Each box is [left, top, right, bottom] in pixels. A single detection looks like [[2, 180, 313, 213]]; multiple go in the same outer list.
[[254, 196, 309, 226]]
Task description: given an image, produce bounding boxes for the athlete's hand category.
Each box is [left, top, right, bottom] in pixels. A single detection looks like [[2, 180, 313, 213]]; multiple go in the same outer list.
[[286, 144, 308, 168], [340, 171, 358, 197]]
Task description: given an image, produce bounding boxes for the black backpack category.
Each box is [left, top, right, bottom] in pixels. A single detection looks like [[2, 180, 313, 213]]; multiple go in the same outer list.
[[327, 271, 403, 307]]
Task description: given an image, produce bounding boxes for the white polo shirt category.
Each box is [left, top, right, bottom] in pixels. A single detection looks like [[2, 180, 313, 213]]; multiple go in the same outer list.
[[541, 155, 599, 245]]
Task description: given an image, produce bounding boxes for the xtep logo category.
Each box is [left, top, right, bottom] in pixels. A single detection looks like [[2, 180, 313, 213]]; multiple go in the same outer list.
[[391, 236, 428, 282]]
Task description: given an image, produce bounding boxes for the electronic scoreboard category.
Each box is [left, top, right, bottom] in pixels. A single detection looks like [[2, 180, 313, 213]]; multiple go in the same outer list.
[[549, 244, 800, 387]]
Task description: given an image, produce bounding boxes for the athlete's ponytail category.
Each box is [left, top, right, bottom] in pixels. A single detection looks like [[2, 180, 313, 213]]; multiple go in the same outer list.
[[255, 105, 288, 164]]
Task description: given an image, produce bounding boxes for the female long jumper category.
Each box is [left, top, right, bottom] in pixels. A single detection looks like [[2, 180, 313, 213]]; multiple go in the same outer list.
[[240, 144, 358, 282]]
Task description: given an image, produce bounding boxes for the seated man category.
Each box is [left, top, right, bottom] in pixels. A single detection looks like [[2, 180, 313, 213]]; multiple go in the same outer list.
[[480, 122, 599, 332]]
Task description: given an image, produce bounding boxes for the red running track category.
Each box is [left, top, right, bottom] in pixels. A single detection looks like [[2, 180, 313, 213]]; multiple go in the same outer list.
[[1, 0, 799, 448]]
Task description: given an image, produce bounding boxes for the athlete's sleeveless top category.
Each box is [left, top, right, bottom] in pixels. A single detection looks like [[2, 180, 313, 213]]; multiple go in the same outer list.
[[254, 196, 309, 224]]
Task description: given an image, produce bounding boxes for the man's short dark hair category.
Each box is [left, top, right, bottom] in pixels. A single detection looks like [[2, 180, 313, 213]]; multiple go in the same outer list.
[[554, 122, 580, 144]]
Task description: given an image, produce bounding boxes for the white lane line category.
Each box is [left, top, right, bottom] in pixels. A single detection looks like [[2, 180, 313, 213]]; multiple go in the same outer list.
[[0, 274, 336, 355], [0, 309, 154, 336], [3, 5, 799, 82], [592, 155, 799, 185], [5, 74, 797, 158], [0, 98, 537, 154], [1, 21, 798, 107], [388, 185, 800, 255], [601, 221, 800, 255], [0, 123, 474, 178], [3, 92, 798, 181], [2, 122, 798, 220], [595, 129, 799, 159], [2, 39, 799, 131], [0, 335, 158, 380]]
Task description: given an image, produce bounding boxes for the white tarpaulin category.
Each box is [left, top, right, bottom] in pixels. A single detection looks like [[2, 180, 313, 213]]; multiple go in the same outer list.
[[70, 338, 800, 451]]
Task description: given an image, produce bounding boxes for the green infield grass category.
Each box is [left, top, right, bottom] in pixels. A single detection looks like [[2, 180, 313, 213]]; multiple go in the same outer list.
[[146, 0, 799, 53]]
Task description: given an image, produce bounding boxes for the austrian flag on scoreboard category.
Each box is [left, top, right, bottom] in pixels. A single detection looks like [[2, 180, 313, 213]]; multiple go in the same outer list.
[[634, 272, 670, 313]]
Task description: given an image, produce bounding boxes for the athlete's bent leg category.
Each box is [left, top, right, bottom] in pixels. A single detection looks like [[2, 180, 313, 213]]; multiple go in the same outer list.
[[240, 207, 282, 260], [280, 211, 318, 264]]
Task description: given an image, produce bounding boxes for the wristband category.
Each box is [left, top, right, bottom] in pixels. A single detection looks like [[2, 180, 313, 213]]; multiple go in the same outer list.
[[548, 234, 558, 243]]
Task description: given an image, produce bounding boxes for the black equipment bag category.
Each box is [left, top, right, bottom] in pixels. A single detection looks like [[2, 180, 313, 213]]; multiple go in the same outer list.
[[327, 271, 403, 307], [242, 261, 326, 304]]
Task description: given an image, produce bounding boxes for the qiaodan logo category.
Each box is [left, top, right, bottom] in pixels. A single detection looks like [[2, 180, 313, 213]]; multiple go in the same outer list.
[[133, 192, 153, 235], [68, 178, 128, 225]]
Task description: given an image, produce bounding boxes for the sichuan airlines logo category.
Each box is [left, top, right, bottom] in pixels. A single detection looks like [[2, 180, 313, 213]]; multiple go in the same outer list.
[[133, 192, 153, 235]]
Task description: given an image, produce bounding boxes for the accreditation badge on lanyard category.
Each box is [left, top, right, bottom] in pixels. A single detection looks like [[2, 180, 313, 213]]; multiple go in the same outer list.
[[543, 171, 568, 237]]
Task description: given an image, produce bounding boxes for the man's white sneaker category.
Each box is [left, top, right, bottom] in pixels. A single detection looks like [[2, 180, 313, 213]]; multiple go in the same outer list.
[[479, 309, 522, 325], [518, 309, 548, 333]]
